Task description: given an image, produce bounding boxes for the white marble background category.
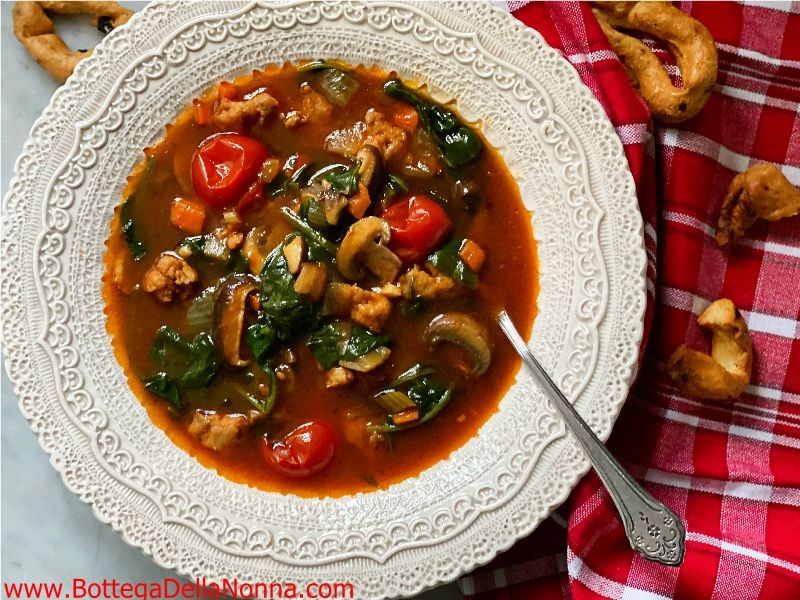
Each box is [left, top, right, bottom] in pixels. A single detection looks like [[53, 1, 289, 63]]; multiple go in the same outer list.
[[0, 3, 464, 597]]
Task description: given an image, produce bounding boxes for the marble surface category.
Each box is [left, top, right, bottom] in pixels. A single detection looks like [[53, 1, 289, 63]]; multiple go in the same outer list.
[[0, 4, 463, 598]]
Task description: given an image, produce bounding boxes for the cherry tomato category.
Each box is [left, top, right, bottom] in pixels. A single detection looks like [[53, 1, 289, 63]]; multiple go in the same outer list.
[[381, 194, 453, 263], [261, 422, 336, 478], [191, 133, 269, 208]]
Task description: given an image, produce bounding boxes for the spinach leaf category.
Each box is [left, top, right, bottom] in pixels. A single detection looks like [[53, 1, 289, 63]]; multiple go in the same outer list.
[[307, 321, 390, 369], [228, 250, 249, 274], [177, 234, 230, 263], [384, 79, 482, 168], [390, 363, 436, 387], [407, 376, 449, 415], [343, 325, 390, 361], [297, 59, 352, 73], [300, 198, 329, 231], [260, 234, 321, 340], [367, 378, 454, 433], [426, 238, 479, 287], [119, 156, 156, 260], [246, 364, 277, 414], [327, 160, 361, 195], [398, 297, 428, 317], [149, 325, 191, 370], [416, 382, 454, 423], [177, 235, 206, 255], [144, 373, 182, 411], [428, 190, 449, 206], [145, 328, 221, 406], [380, 174, 408, 207], [266, 172, 290, 198], [280, 207, 337, 256], [306, 239, 331, 263], [244, 318, 277, 367], [120, 205, 146, 260], [177, 236, 247, 276], [178, 333, 219, 389], [307, 321, 352, 369], [290, 162, 313, 186]]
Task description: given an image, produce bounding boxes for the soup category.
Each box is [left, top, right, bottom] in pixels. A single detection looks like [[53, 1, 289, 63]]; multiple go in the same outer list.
[[103, 61, 538, 496]]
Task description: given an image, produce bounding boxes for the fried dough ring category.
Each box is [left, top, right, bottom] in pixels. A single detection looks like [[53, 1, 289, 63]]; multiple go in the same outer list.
[[716, 163, 800, 246], [592, 1, 718, 123], [13, 1, 132, 83], [667, 299, 752, 400]]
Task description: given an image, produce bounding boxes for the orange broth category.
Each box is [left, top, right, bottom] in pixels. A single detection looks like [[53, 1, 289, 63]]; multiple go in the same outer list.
[[103, 63, 538, 496]]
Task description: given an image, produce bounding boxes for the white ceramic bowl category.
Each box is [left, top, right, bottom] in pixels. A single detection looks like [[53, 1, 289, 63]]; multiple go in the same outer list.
[[1, 1, 646, 597]]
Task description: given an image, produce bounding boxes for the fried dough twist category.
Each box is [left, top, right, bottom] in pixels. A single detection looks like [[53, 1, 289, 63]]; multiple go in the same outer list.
[[13, 1, 132, 83], [592, 1, 718, 123], [716, 163, 800, 246], [667, 299, 752, 400]]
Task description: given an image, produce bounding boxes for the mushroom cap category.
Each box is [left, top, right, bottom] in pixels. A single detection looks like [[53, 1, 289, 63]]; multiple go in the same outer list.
[[213, 273, 260, 368], [424, 312, 492, 376], [336, 216, 392, 281]]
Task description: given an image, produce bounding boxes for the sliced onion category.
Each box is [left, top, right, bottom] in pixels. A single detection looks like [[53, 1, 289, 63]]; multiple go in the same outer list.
[[317, 69, 360, 107], [324, 121, 366, 157], [186, 286, 218, 333], [339, 346, 391, 372]]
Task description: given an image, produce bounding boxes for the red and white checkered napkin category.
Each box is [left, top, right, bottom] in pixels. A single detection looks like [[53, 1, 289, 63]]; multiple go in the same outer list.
[[460, 2, 800, 598]]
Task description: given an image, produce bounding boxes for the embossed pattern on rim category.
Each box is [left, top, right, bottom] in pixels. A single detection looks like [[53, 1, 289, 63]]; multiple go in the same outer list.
[[1, 1, 646, 597]]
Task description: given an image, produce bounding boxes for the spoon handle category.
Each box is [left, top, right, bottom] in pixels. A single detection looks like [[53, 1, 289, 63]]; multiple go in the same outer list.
[[498, 311, 686, 566]]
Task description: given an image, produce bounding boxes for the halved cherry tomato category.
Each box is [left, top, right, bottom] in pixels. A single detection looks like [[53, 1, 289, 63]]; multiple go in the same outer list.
[[191, 133, 269, 208], [261, 422, 336, 478], [381, 194, 453, 262]]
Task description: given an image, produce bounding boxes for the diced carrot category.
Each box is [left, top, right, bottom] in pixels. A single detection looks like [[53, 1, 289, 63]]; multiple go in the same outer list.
[[347, 182, 371, 218], [392, 407, 420, 426], [283, 152, 311, 177], [391, 104, 419, 132], [193, 99, 213, 126], [217, 81, 239, 100], [170, 197, 206, 234], [458, 239, 486, 273]]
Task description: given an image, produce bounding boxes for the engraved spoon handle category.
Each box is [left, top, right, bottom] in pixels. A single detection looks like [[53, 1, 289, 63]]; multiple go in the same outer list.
[[498, 311, 686, 566]]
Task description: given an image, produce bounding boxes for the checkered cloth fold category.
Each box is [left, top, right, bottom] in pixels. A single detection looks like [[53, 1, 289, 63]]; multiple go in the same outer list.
[[459, 2, 800, 598]]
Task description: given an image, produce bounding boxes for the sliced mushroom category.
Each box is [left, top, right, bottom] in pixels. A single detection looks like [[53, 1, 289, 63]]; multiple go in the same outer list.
[[361, 244, 402, 283], [336, 217, 402, 282], [242, 226, 272, 275], [356, 144, 384, 198], [213, 274, 260, 368], [336, 217, 402, 283], [309, 179, 349, 226], [283, 236, 306, 275], [294, 262, 328, 302], [424, 312, 492, 376]]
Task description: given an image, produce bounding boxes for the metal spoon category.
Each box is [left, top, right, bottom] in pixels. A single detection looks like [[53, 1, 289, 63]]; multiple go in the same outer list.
[[498, 311, 686, 566]]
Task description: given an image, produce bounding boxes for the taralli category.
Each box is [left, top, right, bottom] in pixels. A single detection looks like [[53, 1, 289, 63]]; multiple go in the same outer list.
[[716, 163, 800, 246], [592, 1, 718, 123], [12, 1, 132, 83], [667, 299, 752, 400]]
